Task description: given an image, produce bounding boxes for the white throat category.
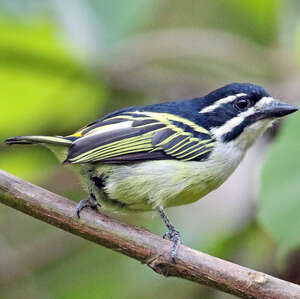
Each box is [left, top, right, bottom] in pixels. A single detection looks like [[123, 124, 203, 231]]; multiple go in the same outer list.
[[227, 119, 273, 152]]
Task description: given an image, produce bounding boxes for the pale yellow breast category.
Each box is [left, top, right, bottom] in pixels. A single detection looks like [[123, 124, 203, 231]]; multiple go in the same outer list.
[[90, 142, 245, 211]]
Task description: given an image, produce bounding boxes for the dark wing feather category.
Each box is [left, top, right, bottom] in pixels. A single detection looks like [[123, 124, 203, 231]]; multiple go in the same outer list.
[[65, 111, 215, 164]]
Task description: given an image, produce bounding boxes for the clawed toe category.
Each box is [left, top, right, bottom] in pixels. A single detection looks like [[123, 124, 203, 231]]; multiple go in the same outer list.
[[162, 232, 169, 239], [158, 206, 182, 263], [163, 229, 180, 240], [162, 227, 182, 263], [75, 193, 101, 218]]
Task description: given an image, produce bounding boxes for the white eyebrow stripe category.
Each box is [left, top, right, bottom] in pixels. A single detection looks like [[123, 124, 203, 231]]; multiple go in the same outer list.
[[199, 93, 247, 113], [211, 107, 255, 138]]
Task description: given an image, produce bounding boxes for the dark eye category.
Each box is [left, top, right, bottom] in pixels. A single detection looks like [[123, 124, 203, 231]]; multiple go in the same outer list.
[[234, 97, 250, 111]]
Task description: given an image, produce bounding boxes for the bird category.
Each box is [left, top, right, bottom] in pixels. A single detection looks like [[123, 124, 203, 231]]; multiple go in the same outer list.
[[5, 82, 298, 263]]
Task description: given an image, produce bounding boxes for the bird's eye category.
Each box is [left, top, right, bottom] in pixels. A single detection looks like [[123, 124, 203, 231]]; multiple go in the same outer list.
[[234, 97, 250, 111]]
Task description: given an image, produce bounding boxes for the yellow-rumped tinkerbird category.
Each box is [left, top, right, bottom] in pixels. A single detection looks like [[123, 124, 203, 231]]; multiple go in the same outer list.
[[5, 83, 298, 262]]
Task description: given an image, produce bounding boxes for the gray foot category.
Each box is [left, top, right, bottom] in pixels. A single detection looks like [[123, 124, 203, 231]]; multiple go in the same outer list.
[[158, 206, 182, 263], [76, 193, 101, 218], [163, 226, 182, 263]]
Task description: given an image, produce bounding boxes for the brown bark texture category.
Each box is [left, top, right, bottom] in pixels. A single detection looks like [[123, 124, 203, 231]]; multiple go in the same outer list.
[[0, 170, 299, 299]]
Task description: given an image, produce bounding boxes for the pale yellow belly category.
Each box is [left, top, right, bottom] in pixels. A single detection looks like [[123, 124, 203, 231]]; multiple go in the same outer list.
[[84, 147, 242, 211]]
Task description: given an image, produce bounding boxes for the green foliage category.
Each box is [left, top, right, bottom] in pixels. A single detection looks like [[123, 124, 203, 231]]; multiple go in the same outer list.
[[0, 147, 57, 182], [258, 113, 300, 257], [149, 0, 278, 45], [0, 18, 107, 181], [87, 0, 156, 47], [0, 18, 107, 137], [223, 0, 278, 45]]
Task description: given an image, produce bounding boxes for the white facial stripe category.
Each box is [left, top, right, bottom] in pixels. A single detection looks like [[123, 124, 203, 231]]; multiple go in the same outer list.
[[199, 93, 247, 113], [211, 108, 255, 138], [209, 97, 276, 138]]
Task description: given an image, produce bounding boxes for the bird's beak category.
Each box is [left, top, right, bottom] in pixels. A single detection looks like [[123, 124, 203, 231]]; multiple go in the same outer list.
[[255, 99, 298, 120]]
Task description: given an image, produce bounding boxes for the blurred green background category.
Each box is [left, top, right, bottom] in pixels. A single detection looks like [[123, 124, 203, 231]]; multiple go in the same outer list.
[[0, 1, 300, 298]]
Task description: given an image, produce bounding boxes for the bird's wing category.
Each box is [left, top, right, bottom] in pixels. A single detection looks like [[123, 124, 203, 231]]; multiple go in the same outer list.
[[65, 111, 215, 164]]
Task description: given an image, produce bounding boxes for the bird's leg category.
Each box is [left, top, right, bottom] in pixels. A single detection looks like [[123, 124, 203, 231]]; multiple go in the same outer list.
[[75, 193, 101, 218], [157, 206, 182, 263]]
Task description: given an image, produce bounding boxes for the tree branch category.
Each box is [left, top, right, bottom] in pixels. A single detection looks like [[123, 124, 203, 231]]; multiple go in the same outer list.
[[0, 170, 299, 299]]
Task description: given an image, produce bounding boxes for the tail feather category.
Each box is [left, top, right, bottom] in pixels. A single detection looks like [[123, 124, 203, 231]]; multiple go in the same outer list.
[[4, 136, 72, 146]]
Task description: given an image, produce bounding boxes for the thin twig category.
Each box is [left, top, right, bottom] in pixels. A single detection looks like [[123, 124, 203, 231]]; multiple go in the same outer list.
[[0, 170, 299, 299]]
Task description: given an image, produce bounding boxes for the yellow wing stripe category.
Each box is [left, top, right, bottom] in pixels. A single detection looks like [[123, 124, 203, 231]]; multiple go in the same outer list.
[[170, 142, 200, 157], [69, 134, 153, 161], [102, 115, 137, 121], [76, 140, 153, 161], [68, 110, 214, 163], [167, 138, 211, 154], [163, 136, 191, 152], [155, 132, 182, 146], [182, 149, 212, 161], [92, 144, 153, 160], [74, 146, 154, 163], [127, 111, 210, 134], [175, 142, 214, 158]]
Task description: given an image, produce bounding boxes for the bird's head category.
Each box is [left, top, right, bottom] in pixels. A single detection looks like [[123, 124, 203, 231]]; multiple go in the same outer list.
[[198, 83, 298, 150]]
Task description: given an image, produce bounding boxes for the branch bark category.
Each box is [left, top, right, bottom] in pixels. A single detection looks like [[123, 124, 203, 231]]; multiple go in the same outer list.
[[0, 169, 299, 299]]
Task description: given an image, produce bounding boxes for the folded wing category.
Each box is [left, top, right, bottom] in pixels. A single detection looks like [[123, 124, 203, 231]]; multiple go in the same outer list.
[[65, 111, 215, 164]]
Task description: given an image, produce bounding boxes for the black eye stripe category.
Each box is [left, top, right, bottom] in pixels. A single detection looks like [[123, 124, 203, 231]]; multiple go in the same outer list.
[[203, 95, 259, 129], [222, 116, 256, 142], [203, 102, 240, 128]]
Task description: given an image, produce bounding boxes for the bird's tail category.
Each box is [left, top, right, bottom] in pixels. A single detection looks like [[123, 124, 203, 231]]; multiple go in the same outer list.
[[4, 136, 73, 163], [5, 135, 72, 146]]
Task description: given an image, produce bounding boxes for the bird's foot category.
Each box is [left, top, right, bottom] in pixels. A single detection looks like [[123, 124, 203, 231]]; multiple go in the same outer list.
[[163, 227, 182, 263], [75, 193, 101, 218]]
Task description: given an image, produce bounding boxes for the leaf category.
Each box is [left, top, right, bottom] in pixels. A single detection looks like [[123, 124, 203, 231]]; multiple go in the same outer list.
[[225, 0, 278, 45], [257, 112, 300, 257], [86, 0, 156, 45], [0, 18, 107, 138], [0, 17, 107, 181], [0, 146, 57, 182], [146, 0, 278, 46]]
